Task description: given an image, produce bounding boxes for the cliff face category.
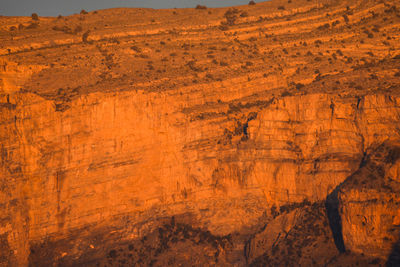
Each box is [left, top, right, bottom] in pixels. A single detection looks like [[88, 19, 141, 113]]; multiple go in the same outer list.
[[1, 0, 400, 265], [338, 141, 400, 259]]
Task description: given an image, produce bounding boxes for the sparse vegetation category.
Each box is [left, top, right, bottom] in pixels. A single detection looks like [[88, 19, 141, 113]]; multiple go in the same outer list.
[[222, 8, 240, 27], [195, 5, 207, 10], [31, 13, 39, 20], [82, 30, 90, 43]]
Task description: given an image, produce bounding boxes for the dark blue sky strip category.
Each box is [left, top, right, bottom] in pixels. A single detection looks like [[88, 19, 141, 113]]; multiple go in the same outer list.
[[1, 0, 254, 17]]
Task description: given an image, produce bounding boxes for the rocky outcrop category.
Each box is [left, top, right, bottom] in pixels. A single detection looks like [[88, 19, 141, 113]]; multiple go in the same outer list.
[[338, 141, 400, 259]]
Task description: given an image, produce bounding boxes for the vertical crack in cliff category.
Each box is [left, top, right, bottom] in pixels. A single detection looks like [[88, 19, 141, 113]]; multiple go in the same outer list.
[[325, 187, 346, 253]]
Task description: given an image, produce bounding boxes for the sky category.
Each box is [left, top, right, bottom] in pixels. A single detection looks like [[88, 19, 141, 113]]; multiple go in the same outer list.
[[0, 0, 256, 17]]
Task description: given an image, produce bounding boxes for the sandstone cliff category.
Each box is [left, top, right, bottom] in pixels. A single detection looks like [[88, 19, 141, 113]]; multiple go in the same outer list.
[[0, 0, 400, 265]]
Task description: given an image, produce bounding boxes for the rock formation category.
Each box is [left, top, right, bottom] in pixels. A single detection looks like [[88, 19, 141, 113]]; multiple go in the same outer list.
[[0, 0, 399, 265]]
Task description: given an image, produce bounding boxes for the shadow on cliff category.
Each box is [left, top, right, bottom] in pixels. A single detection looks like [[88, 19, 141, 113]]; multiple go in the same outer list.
[[325, 187, 346, 253], [386, 236, 400, 267]]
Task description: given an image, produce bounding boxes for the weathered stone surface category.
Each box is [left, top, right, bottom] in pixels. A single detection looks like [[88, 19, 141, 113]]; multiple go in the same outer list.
[[339, 141, 400, 259], [0, 0, 400, 265]]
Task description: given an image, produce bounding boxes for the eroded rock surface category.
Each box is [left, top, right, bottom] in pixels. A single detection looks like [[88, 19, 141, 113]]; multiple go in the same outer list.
[[1, 0, 400, 265]]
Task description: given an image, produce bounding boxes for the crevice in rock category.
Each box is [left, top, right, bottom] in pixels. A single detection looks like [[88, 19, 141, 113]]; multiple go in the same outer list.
[[386, 236, 400, 267], [325, 187, 346, 253]]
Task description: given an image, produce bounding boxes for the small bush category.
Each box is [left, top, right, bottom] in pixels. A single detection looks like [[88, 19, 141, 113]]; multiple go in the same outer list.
[[317, 23, 330, 30], [195, 5, 207, 9], [224, 8, 240, 26], [278, 6, 285, 10], [80, 9, 88, 15], [249, 0, 256, 5], [31, 13, 39, 20], [130, 46, 141, 53], [240, 11, 249, 17], [82, 30, 90, 43]]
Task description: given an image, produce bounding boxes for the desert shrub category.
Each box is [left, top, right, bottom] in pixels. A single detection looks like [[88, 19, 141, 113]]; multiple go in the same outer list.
[[295, 83, 304, 89], [363, 29, 373, 38], [130, 46, 141, 52], [332, 20, 340, 27], [249, 0, 256, 5], [343, 14, 349, 23], [31, 13, 39, 20], [80, 9, 88, 15], [187, 60, 202, 71], [240, 11, 249, 17], [9, 26, 17, 31], [195, 5, 207, 9], [224, 8, 240, 26], [317, 23, 330, 30], [372, 26, 380, 32], [82, 30, 90, 43], [57, 15, 63, 19], [277, 6, 285, 10]]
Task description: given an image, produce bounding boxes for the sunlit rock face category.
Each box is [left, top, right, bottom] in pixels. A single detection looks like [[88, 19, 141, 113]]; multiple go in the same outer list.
[[1, 0, 400, 265], [338, 142, 400, 259]]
